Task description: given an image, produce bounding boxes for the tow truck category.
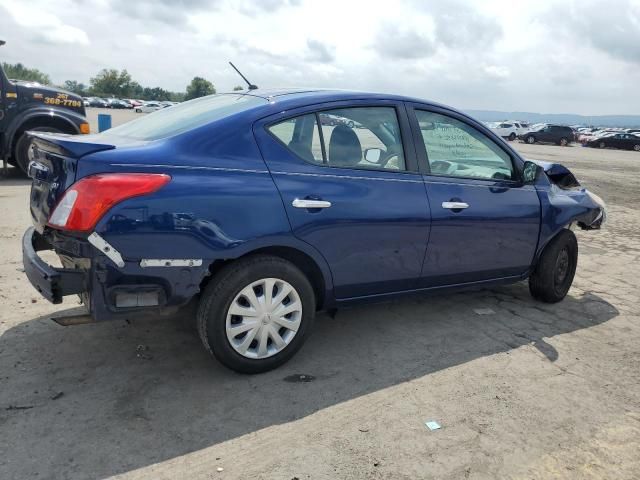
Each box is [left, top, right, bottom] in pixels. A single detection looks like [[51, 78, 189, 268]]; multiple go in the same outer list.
[[0, 40, 90, 174]]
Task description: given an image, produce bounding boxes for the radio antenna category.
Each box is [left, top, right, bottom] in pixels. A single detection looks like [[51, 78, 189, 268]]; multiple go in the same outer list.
[[229, 62, 258, 90]]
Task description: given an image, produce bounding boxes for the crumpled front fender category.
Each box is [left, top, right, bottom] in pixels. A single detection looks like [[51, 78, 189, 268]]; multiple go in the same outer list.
[[531, 159, 606, 259]]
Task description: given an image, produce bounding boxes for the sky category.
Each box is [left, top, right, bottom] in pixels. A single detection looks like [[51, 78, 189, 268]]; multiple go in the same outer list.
[[0, 0, 639, 115]]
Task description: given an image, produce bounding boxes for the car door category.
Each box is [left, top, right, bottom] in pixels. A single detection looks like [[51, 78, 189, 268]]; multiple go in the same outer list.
[[0, 72, 5, 136], [407, 105, 541, 287], [538, 126, 554, 142], [254, 101, 431, 299], [618, 134, 634, 149]]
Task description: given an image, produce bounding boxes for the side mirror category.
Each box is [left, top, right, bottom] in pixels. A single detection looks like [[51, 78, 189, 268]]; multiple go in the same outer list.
[[522, 161, 542, 184], [364, 147, 383, 163]]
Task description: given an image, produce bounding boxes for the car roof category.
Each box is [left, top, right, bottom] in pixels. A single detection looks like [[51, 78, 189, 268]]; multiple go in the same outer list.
[[219, 87, 468, 120]]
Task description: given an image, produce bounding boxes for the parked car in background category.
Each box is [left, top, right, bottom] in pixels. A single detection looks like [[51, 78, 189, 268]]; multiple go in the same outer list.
[[318, 113, 343, 126], [22, 89, 606, 373], [518, 124, 574, 146], [135, 102, 163, 113], [579, 131, 615, 144], [585, 133, 640, 151], [126, 99, 143, 107], [490, 121, 530, 141], [105, 99, 132, 109], [82, 97, 90, 107], [86, 97, 109, 108]]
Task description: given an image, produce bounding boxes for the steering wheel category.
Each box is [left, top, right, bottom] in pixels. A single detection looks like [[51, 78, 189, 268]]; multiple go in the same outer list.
[[378, 148, 402, 168], [430, 160, 458, 175]]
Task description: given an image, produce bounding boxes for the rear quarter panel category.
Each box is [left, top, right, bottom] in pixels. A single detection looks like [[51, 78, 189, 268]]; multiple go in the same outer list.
[[76, 117, 330, 277]]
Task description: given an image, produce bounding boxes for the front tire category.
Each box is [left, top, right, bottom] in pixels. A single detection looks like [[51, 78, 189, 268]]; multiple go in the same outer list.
[[197, 255, 316, 373], [633, 144, 640, 152], [14, 126, 63, 174], [526, 135, 535, 144], [529, 230, 578, 303], [559, 137, 568, 146]]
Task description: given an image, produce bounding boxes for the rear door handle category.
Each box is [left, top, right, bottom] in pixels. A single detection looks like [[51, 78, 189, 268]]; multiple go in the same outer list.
[[442, 201, 469, 210], [292, 199, 332, 209]]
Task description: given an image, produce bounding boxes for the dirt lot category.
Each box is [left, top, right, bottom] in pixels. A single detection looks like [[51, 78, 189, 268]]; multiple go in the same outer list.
[[0, 138, 639, 479]]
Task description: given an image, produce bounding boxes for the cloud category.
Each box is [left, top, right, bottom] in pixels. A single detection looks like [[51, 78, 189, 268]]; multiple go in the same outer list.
[[553, 0, 640, 64], [1, 0, 639, 115], [1, 1, 89, 45], [305, 39, 335, 63], [109, 0, 301, 25], [483, 65, 510, 80], [429, 1, 503, 48], [372, 25, 435, 59], [135, 34, 156, 46], [237, 0, 302, 16], [109, 0, 220, 26]]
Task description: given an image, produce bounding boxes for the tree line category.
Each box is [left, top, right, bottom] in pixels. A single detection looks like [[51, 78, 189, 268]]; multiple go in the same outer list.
[[2, 62, 244, 101]]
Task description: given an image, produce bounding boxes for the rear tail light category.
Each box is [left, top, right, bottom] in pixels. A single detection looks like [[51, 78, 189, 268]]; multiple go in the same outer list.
[[48, 173, 170, 232]]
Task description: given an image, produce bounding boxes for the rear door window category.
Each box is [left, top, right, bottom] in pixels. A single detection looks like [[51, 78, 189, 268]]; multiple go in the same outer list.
[[268, 114, 323, 164], [268, 106, 406, 172]]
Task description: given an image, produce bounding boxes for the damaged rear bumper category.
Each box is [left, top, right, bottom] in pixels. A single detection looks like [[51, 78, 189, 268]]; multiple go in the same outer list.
[[22, 227, 209, 321], [22, 227, 86, 304]]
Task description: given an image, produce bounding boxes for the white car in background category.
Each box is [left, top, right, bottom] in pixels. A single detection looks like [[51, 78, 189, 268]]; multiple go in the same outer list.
[[490, 121, 530, 141], [135, 102, 163, 113]]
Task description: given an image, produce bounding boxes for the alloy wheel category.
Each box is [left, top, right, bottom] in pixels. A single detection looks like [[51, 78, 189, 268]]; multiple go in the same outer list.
[[225, 278, 302, 359]]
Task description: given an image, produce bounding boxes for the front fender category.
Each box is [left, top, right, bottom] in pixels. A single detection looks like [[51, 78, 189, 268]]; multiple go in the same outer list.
[[535, 178, 606, 260]]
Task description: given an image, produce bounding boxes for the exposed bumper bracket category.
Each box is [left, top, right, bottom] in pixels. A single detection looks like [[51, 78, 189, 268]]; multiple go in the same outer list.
[[88, 232, 125, 268]]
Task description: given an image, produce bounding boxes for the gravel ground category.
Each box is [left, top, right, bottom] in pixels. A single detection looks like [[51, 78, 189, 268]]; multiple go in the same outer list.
[[0, 137, 638, 479]]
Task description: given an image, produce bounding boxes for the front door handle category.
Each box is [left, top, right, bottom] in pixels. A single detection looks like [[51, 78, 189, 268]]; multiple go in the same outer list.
[[442, 201, 469, 210], [292, 199, 332, 209]]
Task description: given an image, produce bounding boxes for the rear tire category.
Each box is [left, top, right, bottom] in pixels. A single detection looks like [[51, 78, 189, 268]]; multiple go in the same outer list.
[[14, 126, 63, 174], [529, 230, 578, 303], [197, 255, 316, 373], [599, 141, 606, 149], [508, 132, 516, 141], [633, 144, 640, 152]]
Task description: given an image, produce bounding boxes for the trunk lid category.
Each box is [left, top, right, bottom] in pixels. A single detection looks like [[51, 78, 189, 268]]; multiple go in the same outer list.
[[28, 132, 116, 232]]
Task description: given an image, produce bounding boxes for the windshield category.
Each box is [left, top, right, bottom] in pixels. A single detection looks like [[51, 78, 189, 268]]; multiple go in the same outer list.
[[102, 94, 267, 141]]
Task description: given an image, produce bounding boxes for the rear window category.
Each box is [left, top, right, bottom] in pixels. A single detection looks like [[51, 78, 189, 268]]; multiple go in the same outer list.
[[102, 94, 267, 141]]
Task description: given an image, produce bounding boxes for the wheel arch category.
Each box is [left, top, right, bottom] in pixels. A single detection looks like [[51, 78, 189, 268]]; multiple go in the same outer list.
[[201, 244, 334, 310], [6, 112, 80, 160], [532, 225, 573, 268]]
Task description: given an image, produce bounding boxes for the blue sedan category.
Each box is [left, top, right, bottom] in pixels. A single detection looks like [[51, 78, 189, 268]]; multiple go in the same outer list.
[[23, 89, 606, 373]]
